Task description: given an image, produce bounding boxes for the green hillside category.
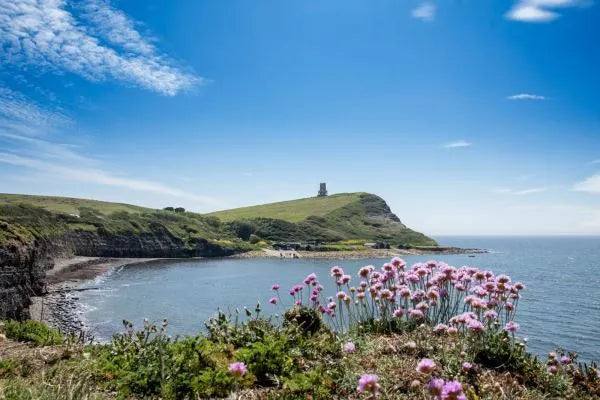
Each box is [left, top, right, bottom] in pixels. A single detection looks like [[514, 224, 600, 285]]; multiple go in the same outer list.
[[208, 193, 364, 223], [0, 193, 147, 215], [0, 192, 436, 253], [209, 192, 436, 247]]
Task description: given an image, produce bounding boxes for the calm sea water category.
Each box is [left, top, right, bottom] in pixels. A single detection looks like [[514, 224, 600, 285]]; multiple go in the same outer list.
[[75, 236, 600, 362]]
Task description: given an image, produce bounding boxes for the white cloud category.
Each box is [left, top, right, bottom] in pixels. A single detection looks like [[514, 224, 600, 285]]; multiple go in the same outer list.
[[573, 174, 600, 194], [507, 93, 546, 100], [412, 2, 436, 22], [506, 0, 582, 23], [492, 186, 549, 195], [443, 140, 472, 148], [79, 0, 156, 56], [590, 159, 600, 164], [0, 89, 219, 207], [0, 87, 70, 132], [0, 0, 199, 95], [0, 152, 220, 206]]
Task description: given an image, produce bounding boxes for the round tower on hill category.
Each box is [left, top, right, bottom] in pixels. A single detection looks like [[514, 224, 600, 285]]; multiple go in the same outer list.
[[317, 183, 328, 197]]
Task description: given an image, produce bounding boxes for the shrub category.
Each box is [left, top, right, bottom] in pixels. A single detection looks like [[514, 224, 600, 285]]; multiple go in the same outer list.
[[1, 320, 63, 346], [283, 306, 322, 335]]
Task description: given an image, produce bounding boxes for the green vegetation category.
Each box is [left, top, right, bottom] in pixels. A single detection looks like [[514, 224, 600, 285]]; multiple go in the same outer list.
[[208, 193, 364, 223], [1, 320, 63, 346], [0, 192, 436, 251], [211, 192, 436, 247], [1, 314, 598, 399]]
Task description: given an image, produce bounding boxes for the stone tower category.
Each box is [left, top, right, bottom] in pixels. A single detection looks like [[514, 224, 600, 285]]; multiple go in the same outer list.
[[317, 183, 328, 197]]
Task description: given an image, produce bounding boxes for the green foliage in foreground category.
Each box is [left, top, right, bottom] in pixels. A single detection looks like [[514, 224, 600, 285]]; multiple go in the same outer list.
[[2, 314, 600, 399], [1, 320, 63, 346]]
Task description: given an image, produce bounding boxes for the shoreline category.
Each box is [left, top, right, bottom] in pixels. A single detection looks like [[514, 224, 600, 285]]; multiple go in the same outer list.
[[29, 246, 486, 334], [29, 257, 159, 334]]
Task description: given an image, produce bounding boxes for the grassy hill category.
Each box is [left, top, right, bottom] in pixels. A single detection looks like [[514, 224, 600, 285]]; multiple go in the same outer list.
[[0, 193, 147, 215], [209, 192, 436, 247], [208, 193, 364, 223], [0, 192, 436, 253]]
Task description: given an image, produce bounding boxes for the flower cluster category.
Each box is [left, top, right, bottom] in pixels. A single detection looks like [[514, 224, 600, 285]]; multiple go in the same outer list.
[[427, 378, 466, 400], [271, 258, 524, 335]]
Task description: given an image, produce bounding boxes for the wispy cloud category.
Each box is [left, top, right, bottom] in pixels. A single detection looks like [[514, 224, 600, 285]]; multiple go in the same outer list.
[[506, 0, 584, 23], [443, 140, 472, 148], [0, 0, 199, 95], [507, 93, 546, 100], [0, 89, 219, 207], [590, 159, 600, 164], [0, 87, 70, 134], [411, 2, 436, 22], [0, 152, 219, 205], [573, 174, 600, 194], [492, 186, 549, 195]]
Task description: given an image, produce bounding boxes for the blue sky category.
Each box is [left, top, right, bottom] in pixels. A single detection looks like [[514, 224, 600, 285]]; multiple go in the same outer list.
[[1, 0, 599, 235]]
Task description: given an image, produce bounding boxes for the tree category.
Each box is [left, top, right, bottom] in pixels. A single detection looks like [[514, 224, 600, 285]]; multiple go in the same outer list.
[[174, 207, 185, 213], [163, 207, 175, 211]]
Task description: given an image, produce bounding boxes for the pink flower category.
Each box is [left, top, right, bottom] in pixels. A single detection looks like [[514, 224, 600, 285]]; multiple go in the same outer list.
[[416, 358, 436, 374], [504, 321, 520, 333], [271, 284, 280, 291], [447, 326, 458, 335], [428, 378, 445, 396], [484, 310, 498, 320], [330, 266, 344, 278], [441, 380, 465, 400], [548, 365, 557, 374], [393, 308, 404, 318], [409, 309, 424, 319], [343, 342, 356, 353], [467, 319, 485, 333], [228, 362, 247, 378], [461, 362, 473, 372], [337, 291, 346, 299], [269, 297, 277, 305], [357, 374, 380, 396], [560, 356, 572, 364], [434, 324, 448, 333]]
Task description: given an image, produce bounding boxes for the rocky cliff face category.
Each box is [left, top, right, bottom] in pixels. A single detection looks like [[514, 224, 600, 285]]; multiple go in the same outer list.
[[0, 238, 55, 320], [0, 229, 236, 320]]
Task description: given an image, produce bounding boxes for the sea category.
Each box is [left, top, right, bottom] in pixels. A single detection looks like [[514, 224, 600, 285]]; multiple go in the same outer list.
[[72, 236, 600, 363]]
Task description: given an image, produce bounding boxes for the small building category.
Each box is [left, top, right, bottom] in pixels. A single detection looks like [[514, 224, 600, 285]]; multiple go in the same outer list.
[[317, 183, 328, 197]]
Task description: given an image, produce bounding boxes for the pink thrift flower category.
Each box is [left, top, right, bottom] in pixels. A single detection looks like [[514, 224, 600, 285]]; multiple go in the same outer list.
[[428, 378, 445, 396], [269, 297, 277, 305], [271, 284, 280, 291], [461, 362, 473, 372], [467, 319, 485, 333], [416, 358, 436, 374], [357, 374, 380, 396], [504, 321, 520, 333], [409, 309, 425, 319], [394, 308, 404, 318], [548, 365, 557, 374], [434, 324, 448, 333], [343, 342, 356, 353], [228, 362, 247, 378], [560, 356, 572, 364], [441, 380, 465, 400], [447, 326, 458, 335]]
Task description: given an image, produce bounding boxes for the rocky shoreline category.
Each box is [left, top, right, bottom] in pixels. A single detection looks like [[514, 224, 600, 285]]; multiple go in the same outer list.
[[29, 257, 159, 336]]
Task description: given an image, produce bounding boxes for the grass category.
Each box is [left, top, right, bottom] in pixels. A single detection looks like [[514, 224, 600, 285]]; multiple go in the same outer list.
[[0, 193, 148, 216], [207, 193, 364, 223]]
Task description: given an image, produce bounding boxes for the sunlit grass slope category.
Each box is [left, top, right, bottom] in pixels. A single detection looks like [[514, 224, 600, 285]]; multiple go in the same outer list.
[[208, 193, 363, 223]]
